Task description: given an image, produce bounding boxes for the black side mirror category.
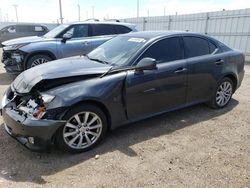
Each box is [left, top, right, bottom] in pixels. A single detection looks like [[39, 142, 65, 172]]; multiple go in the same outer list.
[[135, 58, 157, 71], [62, 33, 73, 43]]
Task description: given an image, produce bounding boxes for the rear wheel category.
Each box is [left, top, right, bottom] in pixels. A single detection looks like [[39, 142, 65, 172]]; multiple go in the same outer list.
[[208, 77, 234, 109], [56, 104, 107, 153], [26, 54, 52, 69]]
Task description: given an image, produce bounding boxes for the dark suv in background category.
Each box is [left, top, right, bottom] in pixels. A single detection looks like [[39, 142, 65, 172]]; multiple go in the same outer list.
[[1, 21, 137, 73], [0, 24, 49, 46]]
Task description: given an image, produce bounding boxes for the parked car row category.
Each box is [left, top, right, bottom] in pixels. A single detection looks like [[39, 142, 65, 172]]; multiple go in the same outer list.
[[0, 22, 245, 153], [1, 21, 136, 73]]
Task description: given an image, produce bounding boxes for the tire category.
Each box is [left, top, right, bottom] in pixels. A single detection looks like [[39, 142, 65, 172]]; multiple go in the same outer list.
[[207, 77, 234, 109], [55, 104, 108, 153], [26, 54, 52, 70]]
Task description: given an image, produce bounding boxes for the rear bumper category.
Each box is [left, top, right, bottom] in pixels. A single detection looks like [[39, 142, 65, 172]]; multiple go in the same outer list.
[[1, 107, 66, 152], [237, 69, 245, 90]]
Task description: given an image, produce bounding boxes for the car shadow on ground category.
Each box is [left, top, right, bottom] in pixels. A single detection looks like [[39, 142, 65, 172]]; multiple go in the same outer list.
[[0, 72, 16, 85], [0, 99, 239, 184]]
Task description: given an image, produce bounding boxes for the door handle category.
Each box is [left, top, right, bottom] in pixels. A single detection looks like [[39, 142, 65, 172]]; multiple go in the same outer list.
[[215, 59, 224, 65], [174, 67, 187, 73], [143, 88, 156, 93], [83, 41, 89, 45]]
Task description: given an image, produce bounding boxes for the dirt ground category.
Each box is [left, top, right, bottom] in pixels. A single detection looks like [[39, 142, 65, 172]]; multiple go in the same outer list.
[[0, 49, 249, 188]]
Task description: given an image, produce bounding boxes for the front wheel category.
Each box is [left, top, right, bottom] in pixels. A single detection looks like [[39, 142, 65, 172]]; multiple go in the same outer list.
[[208, 77, 234, 109], [26, 54, 52, 69], [56, 105, 107, 153]]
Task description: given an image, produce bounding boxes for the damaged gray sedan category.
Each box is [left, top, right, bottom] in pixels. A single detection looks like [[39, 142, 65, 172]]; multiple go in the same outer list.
[[0, 31, 245, 153]]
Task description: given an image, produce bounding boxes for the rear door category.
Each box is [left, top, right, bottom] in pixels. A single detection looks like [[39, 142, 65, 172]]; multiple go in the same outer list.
[[89, 24, 117, 50], [126, 37, 188, 119], [183, 35, 223, 103]]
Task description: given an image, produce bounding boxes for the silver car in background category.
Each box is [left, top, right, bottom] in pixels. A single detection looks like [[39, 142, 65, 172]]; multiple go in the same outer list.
[[1, 21, 137, 73]]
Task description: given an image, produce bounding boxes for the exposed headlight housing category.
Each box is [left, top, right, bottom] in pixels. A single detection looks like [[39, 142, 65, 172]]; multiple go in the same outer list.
[[41, 94, 55, 104], [11, 53, 23, 63], [3, 43, 29, 51]]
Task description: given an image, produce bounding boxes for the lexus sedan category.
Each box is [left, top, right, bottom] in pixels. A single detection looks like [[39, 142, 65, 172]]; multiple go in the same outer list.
[[0, 31, 245, 153], [1, 21, 136, 73]]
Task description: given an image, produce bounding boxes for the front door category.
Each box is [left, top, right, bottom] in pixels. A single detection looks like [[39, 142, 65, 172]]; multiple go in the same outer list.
[[126, 37, 188, 119]]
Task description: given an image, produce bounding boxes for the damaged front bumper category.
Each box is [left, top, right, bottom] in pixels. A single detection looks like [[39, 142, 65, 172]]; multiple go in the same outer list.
[[1, 50, 26, 73], [1, 107, 66, 152], [0, 90, 66, 152]]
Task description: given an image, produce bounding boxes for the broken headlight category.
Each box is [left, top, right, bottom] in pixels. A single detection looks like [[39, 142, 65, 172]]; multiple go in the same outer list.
[[41, 93, 55, 104], [11, 53, 23, 63], [17, 93, 55, 120], [3, 43, 29, 51]]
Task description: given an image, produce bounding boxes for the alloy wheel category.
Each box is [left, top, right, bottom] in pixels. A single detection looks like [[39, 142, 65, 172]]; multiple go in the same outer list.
[[63, 112, 103, 149], [216, 81, 233, 107], [31, 58, 49, 67]]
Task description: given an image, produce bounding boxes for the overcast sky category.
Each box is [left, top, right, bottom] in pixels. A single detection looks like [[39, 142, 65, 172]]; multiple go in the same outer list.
[[0, 0, 249, 23]]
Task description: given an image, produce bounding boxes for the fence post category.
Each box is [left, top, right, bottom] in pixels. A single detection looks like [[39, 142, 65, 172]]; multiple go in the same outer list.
[[143, 17, 147, 31], [204, 12, 209, 34], [168, 15, 171, 30]]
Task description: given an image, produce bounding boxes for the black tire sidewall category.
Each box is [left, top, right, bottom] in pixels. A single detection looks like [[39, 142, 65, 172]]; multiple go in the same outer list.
[[56, 104, 108, 153], [26, 54, 52, 70]]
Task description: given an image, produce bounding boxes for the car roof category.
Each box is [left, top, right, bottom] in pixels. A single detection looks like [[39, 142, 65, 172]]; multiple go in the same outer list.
[[122, 31, 209, 40], [2, 24, 48, 28], [70, 21, 136, 28]]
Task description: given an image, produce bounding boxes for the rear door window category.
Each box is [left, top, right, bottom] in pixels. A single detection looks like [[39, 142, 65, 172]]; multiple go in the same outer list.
[[91, 24, 116, 36], [139, 37, 183, 63], [183, 36, 210, 58], [16, 25, 34, 32]]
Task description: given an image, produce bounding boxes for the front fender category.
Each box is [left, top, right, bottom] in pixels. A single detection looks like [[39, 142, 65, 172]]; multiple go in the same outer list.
[[45, 72, 128, 128], [20, 41, 59, 59]]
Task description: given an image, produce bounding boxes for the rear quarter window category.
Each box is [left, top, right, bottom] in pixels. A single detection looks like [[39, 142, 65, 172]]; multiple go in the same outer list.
[[115, 25, 132, 34], [35, 26, 45, 32]]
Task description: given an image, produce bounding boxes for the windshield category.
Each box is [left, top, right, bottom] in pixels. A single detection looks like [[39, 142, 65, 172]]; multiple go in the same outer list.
[[44, 24, 69, 38], [88, 36, 148, 67]]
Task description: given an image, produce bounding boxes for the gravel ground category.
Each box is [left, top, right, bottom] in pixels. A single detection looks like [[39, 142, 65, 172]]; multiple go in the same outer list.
[[0, 49, 249, 188]]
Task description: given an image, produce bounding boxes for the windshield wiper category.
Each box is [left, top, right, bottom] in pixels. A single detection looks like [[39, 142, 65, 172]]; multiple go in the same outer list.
[[85, 55, 109, 65], [100, 67, 113, 78], [100, 65, 136, 78]]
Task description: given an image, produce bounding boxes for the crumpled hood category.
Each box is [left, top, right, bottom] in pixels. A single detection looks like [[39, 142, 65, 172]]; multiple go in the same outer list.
[[12, 56, 111, 94], [2, 36, 55, 46]]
